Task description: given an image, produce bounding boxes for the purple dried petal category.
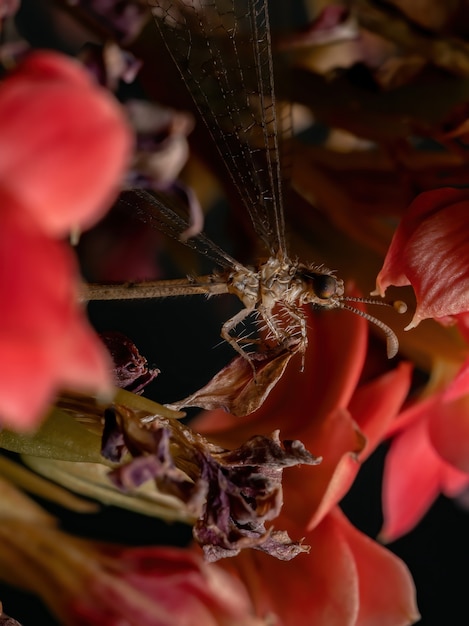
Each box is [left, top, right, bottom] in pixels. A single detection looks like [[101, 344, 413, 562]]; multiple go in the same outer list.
[[170, 181, 204, 240], [73, 0, 149, 43], [0, 602, 22, 626], [102, 407, 321, 561], [126, 101, 194, 189], [101, 408, 127, 462], [79, 42, 141, 89], [0, 616, 22, 626], [100, 331, 159, 393], [0, 0, 20, 20]]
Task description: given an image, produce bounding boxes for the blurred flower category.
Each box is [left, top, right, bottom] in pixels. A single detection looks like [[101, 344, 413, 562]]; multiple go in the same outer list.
[[374, 188, 469, 328], [79, 41, 142, 90], [0, 209, 112, 431], [381, 316, 469, 541], [0, 51, 132, 237], [0, 0, 19, 21], [126, 99, 194, 188], [381, 391, 469, 541], [278, 5, 357, 51], [0, 51, 132, 430], [72, 0, 150, 44], [193, 306, 419, 625], [0, 476, 266, 626], [369, 186, 469, 538], [78, 101, 199, 282]]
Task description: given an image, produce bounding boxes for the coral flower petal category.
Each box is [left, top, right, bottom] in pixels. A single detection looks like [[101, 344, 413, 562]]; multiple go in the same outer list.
[[0, 51, 132, 237], [71, 547, 264, 626], [381, 418, 441, 541], [0, 210, 112, 430], [374, 188, 469, 327], [232, 514, 360, 626], [306, 363, 413, 530], [428, 394, 469, 473], [380, 415, 469, 541], [334, 508, 420, 626], [287, 407, 364, 529], [349, 362, 413, 458]]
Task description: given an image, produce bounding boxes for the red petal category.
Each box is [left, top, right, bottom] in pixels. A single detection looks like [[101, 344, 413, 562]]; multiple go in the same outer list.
[[428, 394, 469, 473], [375, 188, 469, 327], [0, 338, 58, 429], [0, 51, 132, 236], [0, 210, 112, 430], [443, 356, 469, 403], [231, 514, 360, 626], [380, 416, 459, 541], [58, 318, 113, 395], [349, 362, 413, 459], [334, 508, 420, 626], [304, 363, 412, 529], [404, 205, 469, 326], [286, 408, 365, 528]]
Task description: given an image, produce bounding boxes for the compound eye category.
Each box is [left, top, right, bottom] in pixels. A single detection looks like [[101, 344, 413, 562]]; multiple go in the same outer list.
[[312, 274, 337, 299]]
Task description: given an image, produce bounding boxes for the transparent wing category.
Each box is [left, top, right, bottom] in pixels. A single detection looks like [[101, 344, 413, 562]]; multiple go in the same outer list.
[[149, 0, 287, 256], [118, 189, 244, 270]]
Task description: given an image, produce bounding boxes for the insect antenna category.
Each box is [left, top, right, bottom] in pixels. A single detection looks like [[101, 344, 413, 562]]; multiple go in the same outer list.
[[339, 297, 407, 359]]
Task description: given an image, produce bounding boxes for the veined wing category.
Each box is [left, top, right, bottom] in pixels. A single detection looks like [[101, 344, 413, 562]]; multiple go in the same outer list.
[[149, 0, 287, 256], [119, 188, 244, 271]]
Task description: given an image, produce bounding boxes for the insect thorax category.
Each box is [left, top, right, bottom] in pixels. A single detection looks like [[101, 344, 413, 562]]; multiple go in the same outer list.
[[225, 255, 344, 311]]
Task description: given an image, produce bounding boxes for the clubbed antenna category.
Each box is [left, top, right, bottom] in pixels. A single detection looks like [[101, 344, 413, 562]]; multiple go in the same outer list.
[[339, 297, 407, 359]]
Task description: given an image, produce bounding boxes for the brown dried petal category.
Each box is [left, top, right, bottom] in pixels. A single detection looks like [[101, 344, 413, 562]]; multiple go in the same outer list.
[[169, 341, 300, 416]]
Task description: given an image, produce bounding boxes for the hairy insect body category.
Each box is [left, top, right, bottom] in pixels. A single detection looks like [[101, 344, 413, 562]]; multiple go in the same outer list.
[[222, 254, 344, 358]]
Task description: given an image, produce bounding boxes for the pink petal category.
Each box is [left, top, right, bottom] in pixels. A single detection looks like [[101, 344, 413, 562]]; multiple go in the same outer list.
[[374, 188, 469, 327], [0, 338, 59, 429], [384, 394, 435, 439], [231, 514, 360, 626], [79, 550, 259, 626], [443, 357, 469, 403], [404, 206, 469, 326], [333, 508, 420, 626], [286, 407, 365, 529], [0, 51, 132, 237], [349, 362, 413, 459], [57, 317, 113, 395], [381, 417, 445, 541], [120, 548, 263, 624], [305, 363, 412, 529], [0, 210, 112, 430], [428, 394, 469, 473]]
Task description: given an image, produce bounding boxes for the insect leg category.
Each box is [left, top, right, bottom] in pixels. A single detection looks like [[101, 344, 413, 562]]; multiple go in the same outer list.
[[281, 304, 308, 371], [220, 306, 257, 368]]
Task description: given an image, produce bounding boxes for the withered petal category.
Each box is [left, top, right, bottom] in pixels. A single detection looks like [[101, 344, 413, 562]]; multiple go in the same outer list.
[[168, 342, 299, 417], [100, 331, 160, 394], [102, 406, 320, 561]]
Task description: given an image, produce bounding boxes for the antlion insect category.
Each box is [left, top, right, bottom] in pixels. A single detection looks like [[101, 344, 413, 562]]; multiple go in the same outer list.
[[84, 0, 406, 375]]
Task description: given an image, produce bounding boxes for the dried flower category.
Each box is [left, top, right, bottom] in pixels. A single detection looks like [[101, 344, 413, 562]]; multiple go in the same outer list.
[[102, 405, 320, 561]]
